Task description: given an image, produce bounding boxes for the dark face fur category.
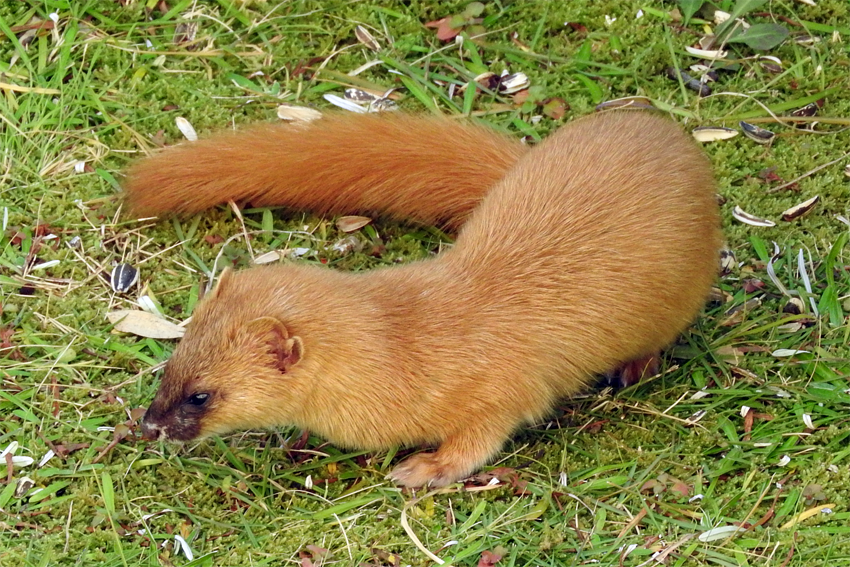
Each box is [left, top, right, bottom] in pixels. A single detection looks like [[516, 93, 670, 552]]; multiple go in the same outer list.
[[140, 364, 216, 441], [140, 269, 304, 442]]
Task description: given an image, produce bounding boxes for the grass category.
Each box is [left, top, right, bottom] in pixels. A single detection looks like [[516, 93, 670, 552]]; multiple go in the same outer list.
[[1, 0, 850, 565]]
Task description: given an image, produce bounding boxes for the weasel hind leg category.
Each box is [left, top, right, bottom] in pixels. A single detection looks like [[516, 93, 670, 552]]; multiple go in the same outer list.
[[388, 427, 508, 488], [605, 352, 661, 388]]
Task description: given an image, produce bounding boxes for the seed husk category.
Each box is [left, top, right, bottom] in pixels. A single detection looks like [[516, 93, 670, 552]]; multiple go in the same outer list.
[[323, 93, 368, 113], [790, 102, 819, 118], [336, 215, 372, 233], [794, 35, 819, 45], [498, 72, 530, 94], [719, 248, 737, 275], [689, 64, 719, 82], [732, 205, 775, 227], [354, 25, 381, 51], [692, 126, 738, 143], [739, 121, 775, 145], [595, 96, 655, 111], [175, 117, 197, 141], [781, 195, 819, 221], [111, 263, 138, 293], [253, 250, 284, 264], [276, 104, 322, 122], [472, 72, 497, 90], [684, 46, 728, 59], [173, 22, 198, 45], [713, 10, 731, 24], [15, 477, 35, 498], [760, 60, 783, 74], [369, 97, 398, 112], [344, 88, 380, 103], [783, 297, 805, 315], [666, 67, 711, 97], [345, 89, 381, 103], [331, 235, 363, 256]]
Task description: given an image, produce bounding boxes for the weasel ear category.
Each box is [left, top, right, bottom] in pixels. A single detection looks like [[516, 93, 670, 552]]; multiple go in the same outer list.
[[211, 268, 234, 299], [247, 316, 304, 374]]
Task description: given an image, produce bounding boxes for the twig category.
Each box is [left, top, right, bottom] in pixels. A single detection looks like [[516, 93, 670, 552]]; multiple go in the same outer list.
[[227, 200, 254, 258], [768, 151, 850, 193], [400, 495, 449, 565]]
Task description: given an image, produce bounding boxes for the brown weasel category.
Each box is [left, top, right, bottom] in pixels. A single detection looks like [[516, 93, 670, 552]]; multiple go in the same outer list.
[[131, 111, 721, 487]]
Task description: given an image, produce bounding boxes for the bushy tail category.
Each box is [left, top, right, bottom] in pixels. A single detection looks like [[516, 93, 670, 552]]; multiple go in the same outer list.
[[122, 113, 526, 229]]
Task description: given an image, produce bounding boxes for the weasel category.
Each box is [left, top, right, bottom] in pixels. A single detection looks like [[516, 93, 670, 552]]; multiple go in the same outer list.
[[129, 111, 721, 487]]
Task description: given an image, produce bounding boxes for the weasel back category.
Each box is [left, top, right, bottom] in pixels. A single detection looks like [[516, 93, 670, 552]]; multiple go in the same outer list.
[[446, 110, 720, 386]]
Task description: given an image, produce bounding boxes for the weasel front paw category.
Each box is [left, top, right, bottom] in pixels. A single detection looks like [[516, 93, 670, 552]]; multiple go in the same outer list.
[[388, 453, 458, 488]]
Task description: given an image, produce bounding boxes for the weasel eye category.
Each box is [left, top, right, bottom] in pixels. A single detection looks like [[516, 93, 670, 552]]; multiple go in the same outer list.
[[185, 393, 210, 407]]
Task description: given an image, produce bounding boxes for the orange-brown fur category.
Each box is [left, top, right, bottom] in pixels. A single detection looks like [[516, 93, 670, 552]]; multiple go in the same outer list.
[[135, 111, 721, 487], [124, 113, 527, 229]]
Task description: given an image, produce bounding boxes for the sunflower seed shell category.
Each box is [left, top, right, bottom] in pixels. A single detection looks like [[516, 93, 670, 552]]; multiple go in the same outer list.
[[739, 121, 775, 144], [336, 215, 372, 233], [354, 25, 381, 51], [276, 104, 322, 122], [498, 72, 530, 94], [175, 117, 197, 141], [732, 205, 775, 227], [685, 46, 728, 59], [781, 195, 819, 221], [692, 126, 738, 143], [595, 96, 656, 111], [111, 263, 139, 293]]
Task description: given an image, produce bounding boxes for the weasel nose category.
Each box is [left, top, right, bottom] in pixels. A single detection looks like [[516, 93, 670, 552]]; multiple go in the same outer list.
[[140, 419, 162, 441]]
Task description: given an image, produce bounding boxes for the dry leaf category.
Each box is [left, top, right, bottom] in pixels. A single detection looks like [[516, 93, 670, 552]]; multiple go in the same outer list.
[[478, 550, 503, 567], [541, 97, 568, 119], [107, 310, 185, 339]]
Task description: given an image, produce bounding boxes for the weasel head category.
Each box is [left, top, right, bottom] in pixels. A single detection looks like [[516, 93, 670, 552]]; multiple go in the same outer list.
[[141, 268, 306, 442]]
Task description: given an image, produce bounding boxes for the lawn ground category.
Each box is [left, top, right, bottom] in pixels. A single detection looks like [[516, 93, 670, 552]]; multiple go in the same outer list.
[[1, 1, 850, 565]]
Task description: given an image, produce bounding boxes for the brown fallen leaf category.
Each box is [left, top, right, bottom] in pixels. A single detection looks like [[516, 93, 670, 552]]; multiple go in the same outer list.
[[424, 16, 464, 41], [542, 97, 568, 119], [107, 310, 185, 339], [478, 550, 502, 567], [93, 423, 131, 464]]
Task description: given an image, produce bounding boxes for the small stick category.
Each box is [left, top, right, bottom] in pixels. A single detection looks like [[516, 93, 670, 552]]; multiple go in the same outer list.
[[768, 150, 850, 194]]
